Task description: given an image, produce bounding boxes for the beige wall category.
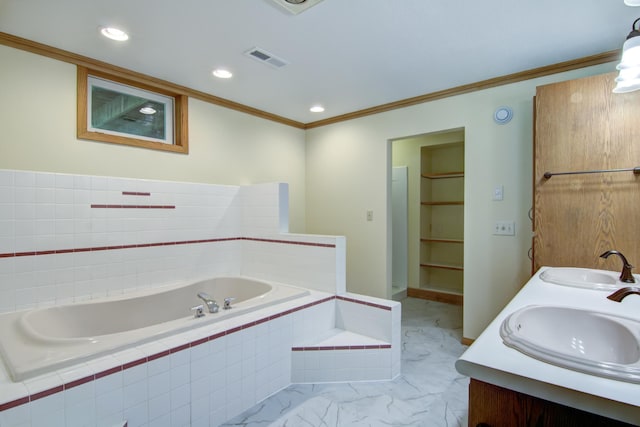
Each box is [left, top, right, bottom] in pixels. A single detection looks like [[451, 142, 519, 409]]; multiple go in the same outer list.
[[305, 62, 618, 339], [0, 45, 307, 232]]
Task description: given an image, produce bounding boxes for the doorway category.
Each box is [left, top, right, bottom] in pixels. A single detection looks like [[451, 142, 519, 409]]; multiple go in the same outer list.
[[390, 128, 465, 305]]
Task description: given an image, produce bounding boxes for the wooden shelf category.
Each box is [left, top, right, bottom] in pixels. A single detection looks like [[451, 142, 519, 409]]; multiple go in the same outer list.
[[421, 171, 464, 179], [420, 141, 465, 303], [420, 262, 464, 271], [421, 201, 464, 206], [421, 238, 464, 244]]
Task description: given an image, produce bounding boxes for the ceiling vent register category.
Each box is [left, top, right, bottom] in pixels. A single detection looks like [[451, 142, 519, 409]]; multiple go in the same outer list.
[[269, 0, 324, 15], [244, 47, 289, 69]]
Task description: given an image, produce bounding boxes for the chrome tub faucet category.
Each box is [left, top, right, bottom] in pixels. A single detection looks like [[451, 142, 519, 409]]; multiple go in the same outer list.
[[197, 292, 219, 313], [600, 250, 635, 283]]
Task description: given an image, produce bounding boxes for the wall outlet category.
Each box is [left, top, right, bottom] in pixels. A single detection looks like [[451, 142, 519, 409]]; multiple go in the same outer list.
[[494, 220, 515, 236]]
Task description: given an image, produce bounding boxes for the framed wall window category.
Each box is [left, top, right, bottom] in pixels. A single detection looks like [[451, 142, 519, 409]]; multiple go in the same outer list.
[[77, 66, 188, 153]]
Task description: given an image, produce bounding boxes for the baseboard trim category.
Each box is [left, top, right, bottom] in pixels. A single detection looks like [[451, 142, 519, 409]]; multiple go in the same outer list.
[[407, 287, 463, 305], [461, 337, 475, 346]]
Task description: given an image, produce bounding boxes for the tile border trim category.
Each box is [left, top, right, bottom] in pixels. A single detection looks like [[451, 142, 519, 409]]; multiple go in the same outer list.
[[0, 236, 336, 258]]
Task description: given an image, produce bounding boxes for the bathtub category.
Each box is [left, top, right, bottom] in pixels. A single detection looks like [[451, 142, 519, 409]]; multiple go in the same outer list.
[[0, 277, 309, 382]]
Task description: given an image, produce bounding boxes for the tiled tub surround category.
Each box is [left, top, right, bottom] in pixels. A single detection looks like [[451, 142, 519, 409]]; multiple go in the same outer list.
[[0, 169, 399, 426], [0, 292, 400, 427], [0, 169, 345, 313], [0, 277, 310, 382]]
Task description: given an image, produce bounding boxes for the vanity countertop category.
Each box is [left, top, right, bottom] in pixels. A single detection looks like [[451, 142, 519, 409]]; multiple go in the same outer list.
[[456, 267, 640, 425]]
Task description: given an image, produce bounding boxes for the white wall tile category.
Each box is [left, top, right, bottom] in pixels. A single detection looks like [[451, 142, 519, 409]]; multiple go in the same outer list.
[[66, 398, 96, 427], [94, 387, 123, 419], [123, 400, 148, 427], [147, 391, 171, 421], [123, 379, 147, 409]]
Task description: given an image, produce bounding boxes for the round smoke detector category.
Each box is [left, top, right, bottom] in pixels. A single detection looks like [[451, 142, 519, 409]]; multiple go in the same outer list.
[[285, 0, 306, 3], [494, 106, 513, 124]]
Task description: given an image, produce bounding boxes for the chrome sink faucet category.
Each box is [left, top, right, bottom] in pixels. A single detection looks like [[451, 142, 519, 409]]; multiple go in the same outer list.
[[600, 250, 635, 283], [197, 292, 219, 313]]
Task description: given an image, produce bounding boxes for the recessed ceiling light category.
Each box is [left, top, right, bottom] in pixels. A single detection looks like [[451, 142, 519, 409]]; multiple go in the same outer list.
[[139, 107, 156, 115], [100, 27, 129, 41], [212, 69, 233, 79], [310, 105, 325, 113]]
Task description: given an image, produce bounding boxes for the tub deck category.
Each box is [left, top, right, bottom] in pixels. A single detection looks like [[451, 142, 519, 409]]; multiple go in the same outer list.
[[0, 277, 308, 382]]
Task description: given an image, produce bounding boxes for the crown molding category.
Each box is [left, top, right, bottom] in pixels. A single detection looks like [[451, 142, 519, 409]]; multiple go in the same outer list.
[[0, 32, 619, 130], [0, 32, 305, 129]]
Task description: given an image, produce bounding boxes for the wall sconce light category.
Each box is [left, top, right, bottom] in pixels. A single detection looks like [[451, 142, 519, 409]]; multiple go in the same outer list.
[[614, 17, 640, 93]]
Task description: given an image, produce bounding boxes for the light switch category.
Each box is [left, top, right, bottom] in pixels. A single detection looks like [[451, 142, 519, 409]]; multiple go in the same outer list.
[[366, 210, 373, 221], [493, 185, 504, 201]]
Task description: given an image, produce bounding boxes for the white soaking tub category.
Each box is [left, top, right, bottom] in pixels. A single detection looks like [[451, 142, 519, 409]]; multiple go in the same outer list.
[[0, 277, 309, 381]]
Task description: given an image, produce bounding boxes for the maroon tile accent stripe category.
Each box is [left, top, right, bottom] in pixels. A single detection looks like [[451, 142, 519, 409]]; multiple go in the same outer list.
[[0, 237, 336, 259], [30, 385, 64, 402], [337, 295, 392, 311], [147, 349, 171, 362], [122, 192, 151, 196], [90, 204, 175, 209], [170, 343, 190, 354], [122, 358, 147, 370], [0, 294, 391, 412], [292, 344, 391, 352], [191, 337, 209, 347], [64, 376, 94, 390], [242, 237, 335, 248], [95, 366, 122, 379], [0, 396, 29, 412]]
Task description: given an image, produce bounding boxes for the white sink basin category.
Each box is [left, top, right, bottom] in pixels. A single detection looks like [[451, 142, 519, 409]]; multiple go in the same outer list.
[[500, 305, 640, 383], [539, 267, 623, 290]]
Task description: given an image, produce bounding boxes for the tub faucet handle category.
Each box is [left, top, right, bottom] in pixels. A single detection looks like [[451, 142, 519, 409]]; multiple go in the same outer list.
[[223, 297, 235, 310], [191, 305, 205, 318]]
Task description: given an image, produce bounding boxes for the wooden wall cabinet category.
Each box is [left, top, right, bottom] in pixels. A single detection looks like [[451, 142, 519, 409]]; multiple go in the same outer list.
[[534, 72, 640, 271]]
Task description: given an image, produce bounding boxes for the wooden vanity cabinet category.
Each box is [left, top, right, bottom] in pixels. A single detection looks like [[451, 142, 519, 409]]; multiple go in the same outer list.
[[468, 379, 635, 427]]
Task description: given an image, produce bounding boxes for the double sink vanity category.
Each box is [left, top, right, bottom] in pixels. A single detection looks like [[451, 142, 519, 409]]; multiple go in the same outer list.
[[456, 266, 640, 426]]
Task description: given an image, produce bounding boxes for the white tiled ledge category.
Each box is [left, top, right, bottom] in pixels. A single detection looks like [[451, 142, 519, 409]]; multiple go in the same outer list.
[[292, 328, 390, 350]]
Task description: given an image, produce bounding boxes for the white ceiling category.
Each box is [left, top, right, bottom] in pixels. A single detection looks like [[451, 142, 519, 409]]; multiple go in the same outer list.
[[0, 0, 636, 124]]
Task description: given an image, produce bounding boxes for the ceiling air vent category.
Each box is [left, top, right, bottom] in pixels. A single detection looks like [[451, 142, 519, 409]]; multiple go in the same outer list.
[[269, 0, 324, 15], [244, 47, 289, 69]]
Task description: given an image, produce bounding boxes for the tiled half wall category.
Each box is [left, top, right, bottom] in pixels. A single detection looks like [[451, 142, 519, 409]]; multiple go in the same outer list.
[[0, 169, 345, 313]]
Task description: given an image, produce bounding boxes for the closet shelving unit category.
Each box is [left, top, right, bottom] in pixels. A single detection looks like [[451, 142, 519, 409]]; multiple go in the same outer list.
[[418, 143, 464, 304]]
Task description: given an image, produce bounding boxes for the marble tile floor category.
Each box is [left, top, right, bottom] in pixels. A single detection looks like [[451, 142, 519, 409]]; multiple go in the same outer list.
[[222, 297, 469, 427]]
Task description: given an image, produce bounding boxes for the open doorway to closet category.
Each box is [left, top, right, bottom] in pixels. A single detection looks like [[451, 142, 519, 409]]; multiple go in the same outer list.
[[391, 128, 465, 305]]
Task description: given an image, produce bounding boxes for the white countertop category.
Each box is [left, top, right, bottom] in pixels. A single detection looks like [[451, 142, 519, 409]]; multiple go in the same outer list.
[[456, 267, 640, 425]]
